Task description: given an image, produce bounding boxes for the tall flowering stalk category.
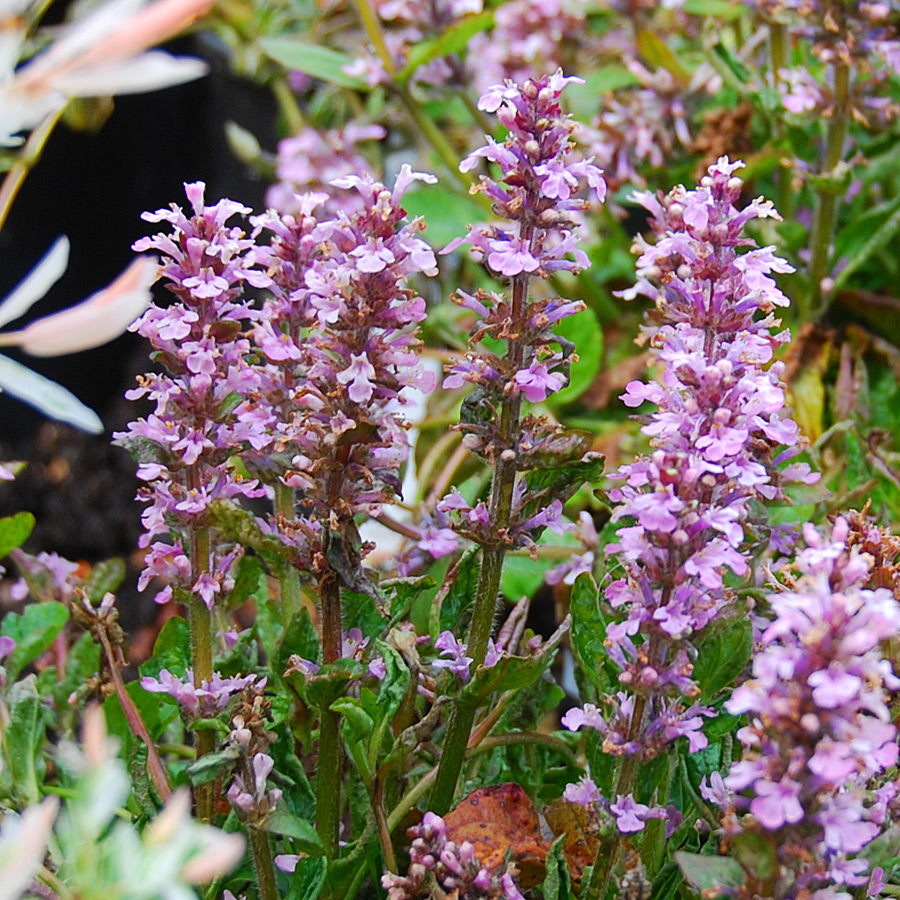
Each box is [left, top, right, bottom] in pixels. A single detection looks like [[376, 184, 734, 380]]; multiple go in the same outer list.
[[429, 70, 606, 814], [249, 166, 439, 856], [721, 517, 900, 899], [562, 158, 816, 898], [116, 183, 269, 821]]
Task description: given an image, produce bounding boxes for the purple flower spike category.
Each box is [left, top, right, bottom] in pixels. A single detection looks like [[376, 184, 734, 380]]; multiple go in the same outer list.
[[565, 159, 813, 767], [724, 517, 900, 895]]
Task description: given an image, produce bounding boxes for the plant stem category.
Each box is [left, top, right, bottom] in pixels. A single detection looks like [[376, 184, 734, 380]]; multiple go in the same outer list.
[[249, 826, 279, 900], [316, 572, 343, 859], [429, 264, 531, 814], [189, 595, 215, 823], [808, 61, 850, 317], [274, 483, 302, 619], [96, 625, 172, 802]]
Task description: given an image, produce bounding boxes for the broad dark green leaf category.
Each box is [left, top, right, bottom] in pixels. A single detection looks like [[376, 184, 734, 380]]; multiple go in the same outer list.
[[548, 307, 603, 406], [1, 601, 69, 682], [141, 615, 191, 680], [264, 807, 325, 854], [431, 545, 479, 638], [285, 856, 327, 900], [569, 573, 610, 693], [693, 613, 752, 699], [259, 37, 366, 90]]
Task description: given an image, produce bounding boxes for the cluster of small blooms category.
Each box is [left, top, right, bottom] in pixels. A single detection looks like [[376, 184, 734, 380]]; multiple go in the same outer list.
[[750, 0, 900, 125], [10, 550, 81, 603], [441, 72, 604, 471], [563, 775, 684, 836], [574, 61, 694, 194], [435, 483, 570, 553], [465, 0, 593, 94], [265, 123, 386, 217], [115, 182, 271, 608], [721, 517, 900, 897], [140, 669, 265, 720], [562, 158, 816, 829], [227, 752, 283, 824], [381, 812, 526, 900], [345, 0, 483, 87], [249, 166, 438, 577]]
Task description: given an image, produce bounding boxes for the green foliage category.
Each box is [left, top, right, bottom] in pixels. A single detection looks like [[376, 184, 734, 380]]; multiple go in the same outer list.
[[0, 511, 34, 558], [1, 601, 69, 682]]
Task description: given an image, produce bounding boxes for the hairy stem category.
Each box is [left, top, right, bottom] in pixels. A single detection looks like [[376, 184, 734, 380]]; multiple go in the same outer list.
[[189, 593, 215, 823], [316, 572, 343, 859], [808, 62, 850, 316], [274, 483, 302, 619], [249, 825, 279, 900]]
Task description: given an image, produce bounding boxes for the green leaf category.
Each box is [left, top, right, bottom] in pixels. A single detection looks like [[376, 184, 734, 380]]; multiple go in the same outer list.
[[542, 834, 573, 900], [432, 546, 479, 639], [693, 613, 752, 699], [82, 557, 126, 604], [457, 652, 548, 706], [548, 307, 603, 406], [2, 675, 45, 804], [674, 852, 744, 895], [332, 697, 375, 738], [651, 862, 685, 900], [833, 195, 900, 292], [637, 29, 690, 85], [1, 601, 69, 682], [207, 499, 294, 575], [402, 185, 488, 249], [523, 453, 604, 503], [398, 10, 495, 82], [275, 608, 321, 686], [104, 680, 179, 752], [140, 615, 191, 680], [186, 745, 240, 786], [342, 587, 388, 639], [730, 830, 778, 885], [569, 573, 610, 693], [682, 0, 744, 17], [263, 807, 325, 854], [285, 856, 328, 900], [259, 37, 366, 90], [0, 511, 34, 558]]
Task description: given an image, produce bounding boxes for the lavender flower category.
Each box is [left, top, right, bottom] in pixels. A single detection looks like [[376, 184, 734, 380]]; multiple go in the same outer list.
[[141, 669, 265, 720], [227, 752, 283, 824], [266, 124, 386, 217], [382, 811, 528, 900], [562, 157, 815, 829], [116, 182, 270, 609], [723, 517, 900, 896]]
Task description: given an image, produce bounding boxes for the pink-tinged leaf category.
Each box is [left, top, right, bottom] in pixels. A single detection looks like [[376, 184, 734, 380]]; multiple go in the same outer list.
[[7, 256, 157, 357], [0, 237, 69, 330]]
